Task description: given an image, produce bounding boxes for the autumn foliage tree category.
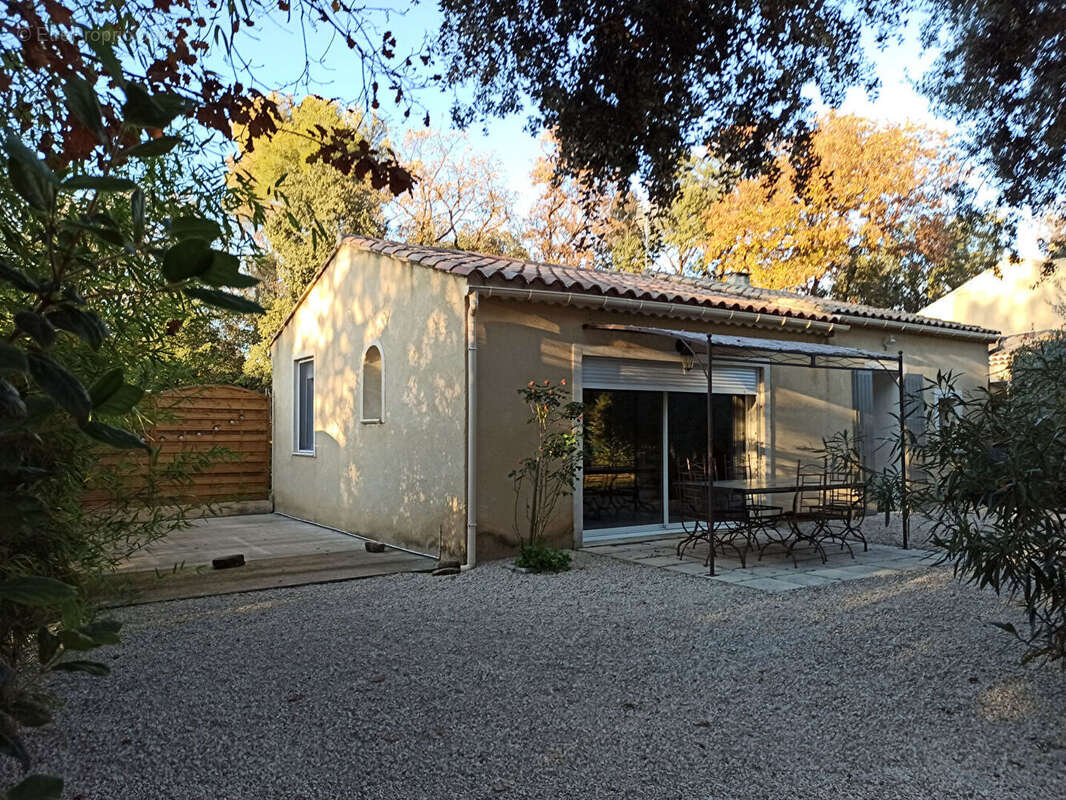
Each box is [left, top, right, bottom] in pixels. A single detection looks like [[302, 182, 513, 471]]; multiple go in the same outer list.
[[389, 129, 527, 257], [524, 135, 649, 271], [231, 96, 390, 382], [686, 114, 1007, 310]]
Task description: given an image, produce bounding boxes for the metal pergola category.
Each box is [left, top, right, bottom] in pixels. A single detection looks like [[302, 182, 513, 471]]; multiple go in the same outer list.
[[586, 324, 910, 575]]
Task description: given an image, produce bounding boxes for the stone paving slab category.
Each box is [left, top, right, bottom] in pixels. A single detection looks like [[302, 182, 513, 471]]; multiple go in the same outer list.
[[583, 534, 936, 592]]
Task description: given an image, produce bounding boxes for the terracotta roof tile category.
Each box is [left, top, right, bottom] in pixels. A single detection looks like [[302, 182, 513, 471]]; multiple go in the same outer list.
[[345, 236, 999, 336]]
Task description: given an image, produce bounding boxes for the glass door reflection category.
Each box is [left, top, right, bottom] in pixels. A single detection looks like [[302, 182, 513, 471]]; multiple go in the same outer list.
[[582, 389, 663, 529]]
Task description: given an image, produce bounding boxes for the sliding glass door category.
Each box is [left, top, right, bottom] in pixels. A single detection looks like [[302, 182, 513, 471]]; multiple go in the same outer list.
[[582, 390, 663, 530], [666, 392, 752, 523], [582, 387, 756, 534]]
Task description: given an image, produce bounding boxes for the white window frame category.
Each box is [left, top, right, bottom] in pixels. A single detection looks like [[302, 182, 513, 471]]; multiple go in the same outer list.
[[293, 355, 315, 455], [360, 341, 385, 424]]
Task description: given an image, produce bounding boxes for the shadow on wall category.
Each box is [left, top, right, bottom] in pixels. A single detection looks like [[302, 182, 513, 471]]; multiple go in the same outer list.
[[284, 251, 466, 558]]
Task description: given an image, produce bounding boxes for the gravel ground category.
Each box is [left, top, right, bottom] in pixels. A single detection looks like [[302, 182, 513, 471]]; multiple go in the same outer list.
[[851, 512, 942, 549], [4, 553, 1064, 800]]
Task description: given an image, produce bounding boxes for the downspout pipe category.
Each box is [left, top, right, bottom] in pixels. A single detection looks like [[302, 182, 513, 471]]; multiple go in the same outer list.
[[464, 289, 478, 569]]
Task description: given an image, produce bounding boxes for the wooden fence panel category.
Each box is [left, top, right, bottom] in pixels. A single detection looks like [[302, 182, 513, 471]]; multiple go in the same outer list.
[[82, 385, 271, 507]]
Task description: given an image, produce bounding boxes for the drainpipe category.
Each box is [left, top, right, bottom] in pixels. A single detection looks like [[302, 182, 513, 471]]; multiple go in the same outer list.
[[464, 289, 478, 569]]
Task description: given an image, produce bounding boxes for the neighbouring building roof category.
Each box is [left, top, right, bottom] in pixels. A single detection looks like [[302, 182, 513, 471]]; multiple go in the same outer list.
[[989, 329, 1060, 383], [272, 236, 1001, 345], [919, 257, 1066, 337]]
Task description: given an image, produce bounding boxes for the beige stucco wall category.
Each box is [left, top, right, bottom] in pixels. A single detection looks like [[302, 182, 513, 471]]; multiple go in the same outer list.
[[920, 258, 1066, 335], [271, 247, 467, 558], [269, 245, 992, 560], [474, 297, 991, 555]]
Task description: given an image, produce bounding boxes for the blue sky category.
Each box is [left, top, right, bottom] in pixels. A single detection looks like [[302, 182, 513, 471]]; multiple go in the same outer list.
[[226, 4, 1040, 257]]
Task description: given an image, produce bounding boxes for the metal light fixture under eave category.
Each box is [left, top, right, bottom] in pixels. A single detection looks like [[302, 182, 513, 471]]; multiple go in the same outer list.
[[675, 338, 696, 373]]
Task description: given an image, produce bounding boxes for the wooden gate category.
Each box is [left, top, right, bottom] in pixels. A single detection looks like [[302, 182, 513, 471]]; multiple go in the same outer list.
[[83, 385, 271, 507]]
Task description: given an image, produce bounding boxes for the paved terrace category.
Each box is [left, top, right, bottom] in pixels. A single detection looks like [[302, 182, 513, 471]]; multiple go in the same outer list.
[[585, 537, 935, 592]]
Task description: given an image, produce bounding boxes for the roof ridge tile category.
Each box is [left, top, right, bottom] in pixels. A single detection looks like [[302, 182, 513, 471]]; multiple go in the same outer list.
[[340, 236, 997, 336]]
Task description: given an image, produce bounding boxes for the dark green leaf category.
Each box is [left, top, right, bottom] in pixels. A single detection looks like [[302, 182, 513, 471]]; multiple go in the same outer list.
[[52, 660, 110, 676], [14, 311, 56, 348], [182, 286, 264, 314], [0, 730, 31, 773], [26, 352, 92, 420], [62, 75, 105, 143], [86, 29, 125, 86], [5, 134, 57, 211], [61, 218, 125, 247], [61, 284, 86, 305], [46, 305, 108, 350], [8, 698, 52, 728], [0, 495, 48, 532], [0, 464, 50, 483], [0, 576, 77, 607], [201, 251, 259, 289], [80, 618, 122, 645], [123, 136, 183, 159], [37, 627, 60, 664], [7, 774, 64, 800], [122, 84, 193, 128], [0, 342, 28, 373], [0, 258, 40, 293], [23, 395, 57, 423], [0, 378, 27, 417], [167, 215, 223, 242], [991, 621, 1018, 636], [79, 419, 148, 450], [57, 629, 97, 651], [88, 368, 122, 407], [93, 384, 143, 416], [163, 238, 213, 282], [131, 187, 145, 243], [61, 175, 136, 192]]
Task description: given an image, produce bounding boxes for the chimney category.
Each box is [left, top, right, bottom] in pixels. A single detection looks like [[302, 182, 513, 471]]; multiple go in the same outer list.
[[723, 271, 751, 286]]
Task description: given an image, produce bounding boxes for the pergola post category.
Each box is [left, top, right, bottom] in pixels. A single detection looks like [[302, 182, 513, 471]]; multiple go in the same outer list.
[[897, 351, 909, 549], [706, 333, 716, 575]]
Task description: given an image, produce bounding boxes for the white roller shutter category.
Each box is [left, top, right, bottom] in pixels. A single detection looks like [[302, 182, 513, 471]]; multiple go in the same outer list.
[[582, 357, 758, 395]]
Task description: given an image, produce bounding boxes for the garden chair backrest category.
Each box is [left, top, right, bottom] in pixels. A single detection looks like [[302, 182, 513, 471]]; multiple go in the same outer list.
[[794, 462, 825, 514]]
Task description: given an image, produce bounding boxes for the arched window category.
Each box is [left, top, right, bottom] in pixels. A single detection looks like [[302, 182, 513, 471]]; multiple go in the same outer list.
[[361, 344, 383, 423]]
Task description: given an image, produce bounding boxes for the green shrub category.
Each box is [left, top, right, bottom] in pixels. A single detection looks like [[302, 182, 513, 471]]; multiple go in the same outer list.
[[515, 543, 572, 574], [509, 379, 583, 552], [912, 338, 1066, 666]]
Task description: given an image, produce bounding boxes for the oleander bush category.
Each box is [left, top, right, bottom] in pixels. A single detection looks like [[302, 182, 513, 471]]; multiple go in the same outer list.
[[912, 337, 1066, 666]]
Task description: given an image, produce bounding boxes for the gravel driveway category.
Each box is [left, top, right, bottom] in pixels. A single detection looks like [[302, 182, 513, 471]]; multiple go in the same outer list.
[[5, 553, 1064, 799]]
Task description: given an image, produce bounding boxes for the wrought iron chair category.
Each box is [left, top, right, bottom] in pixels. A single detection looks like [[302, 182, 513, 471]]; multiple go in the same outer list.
[[812, 471, 868, 555], [708, 456, 784, 545], [780, 463, 830, 566], [674, 465, 757, 567]]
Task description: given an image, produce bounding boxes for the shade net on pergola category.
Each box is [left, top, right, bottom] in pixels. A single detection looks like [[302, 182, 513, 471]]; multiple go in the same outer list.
[[585, 324, 910, 574]]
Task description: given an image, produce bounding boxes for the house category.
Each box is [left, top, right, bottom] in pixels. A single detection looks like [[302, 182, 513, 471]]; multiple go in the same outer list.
[[270, 237, 996, 564], [920, 257, 1065, 383]]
